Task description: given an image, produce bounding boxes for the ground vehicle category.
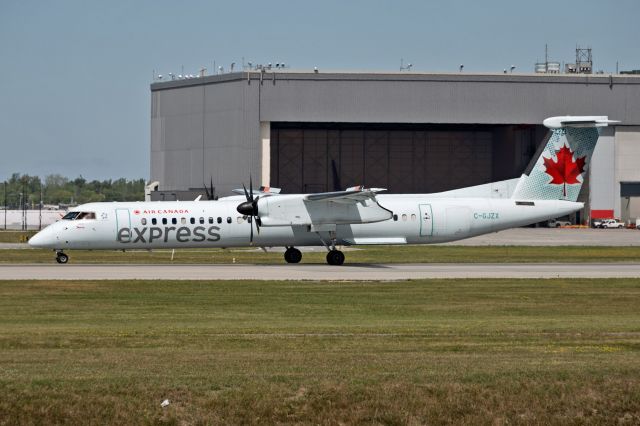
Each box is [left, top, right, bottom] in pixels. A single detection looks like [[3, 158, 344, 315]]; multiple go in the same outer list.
[[595, 219, 625, 229], [547, 219, 571, 228]]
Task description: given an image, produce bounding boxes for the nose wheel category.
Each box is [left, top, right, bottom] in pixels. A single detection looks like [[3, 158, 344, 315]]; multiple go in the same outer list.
[[284, 247, 302, 264], [56, 252, 69, 264], [326, 250, 345, 266]]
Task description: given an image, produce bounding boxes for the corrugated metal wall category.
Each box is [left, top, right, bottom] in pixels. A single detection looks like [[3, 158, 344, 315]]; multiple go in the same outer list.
[[151, 72, 640, 196], [270, 126, 504, 194]]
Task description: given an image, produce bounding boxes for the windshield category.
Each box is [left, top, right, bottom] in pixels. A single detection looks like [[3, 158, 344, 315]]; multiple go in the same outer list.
[[62, 212, 80, 220], [62, 211, 96, 220]]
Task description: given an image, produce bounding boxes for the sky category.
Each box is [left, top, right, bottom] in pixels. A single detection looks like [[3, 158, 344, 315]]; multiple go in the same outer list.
[[1, 0, 638, 182]]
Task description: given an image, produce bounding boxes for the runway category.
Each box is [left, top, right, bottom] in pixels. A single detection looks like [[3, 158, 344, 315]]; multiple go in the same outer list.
[[4, 263, 640, 280]]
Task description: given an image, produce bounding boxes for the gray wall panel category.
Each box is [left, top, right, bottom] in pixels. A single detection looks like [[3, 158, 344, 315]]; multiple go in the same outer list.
[[259, 78, 638, 124], [151, 72, 640, 195]]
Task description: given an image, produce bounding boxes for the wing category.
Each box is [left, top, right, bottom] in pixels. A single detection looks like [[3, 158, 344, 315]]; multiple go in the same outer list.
[[305, 186, 387, 203], [257, 187, 392, 227]]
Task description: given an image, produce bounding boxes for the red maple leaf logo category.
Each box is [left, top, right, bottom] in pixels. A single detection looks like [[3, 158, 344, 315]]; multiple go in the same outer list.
[[543, 144, 586, 197]]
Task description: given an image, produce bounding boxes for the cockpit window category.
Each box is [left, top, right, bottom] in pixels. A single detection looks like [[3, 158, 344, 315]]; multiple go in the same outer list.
[[76, 212, 96, 220], [62, 212, 80, 220], [62, 211, 96, 220]]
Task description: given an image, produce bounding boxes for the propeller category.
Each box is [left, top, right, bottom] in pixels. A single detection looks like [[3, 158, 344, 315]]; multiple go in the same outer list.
[[203, 176, 216, 200], [331, 159, 342, 192], [236, 175, 261, 243]]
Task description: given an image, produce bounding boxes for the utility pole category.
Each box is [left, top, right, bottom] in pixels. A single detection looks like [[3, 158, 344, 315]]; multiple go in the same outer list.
[[2, 182, 5, 230], [39, 178, 43, 231], [19, 192, 23, 231]]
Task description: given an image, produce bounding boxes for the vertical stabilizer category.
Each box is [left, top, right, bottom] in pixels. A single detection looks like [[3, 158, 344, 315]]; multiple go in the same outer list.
[[511, 116, 618, 201]]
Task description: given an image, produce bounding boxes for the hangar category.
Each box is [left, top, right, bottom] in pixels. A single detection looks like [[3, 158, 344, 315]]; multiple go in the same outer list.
[[150, 71, 640, 223]]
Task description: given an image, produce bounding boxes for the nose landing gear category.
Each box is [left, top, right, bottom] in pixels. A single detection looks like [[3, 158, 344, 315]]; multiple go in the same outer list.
[[55, 251, 69, 264]]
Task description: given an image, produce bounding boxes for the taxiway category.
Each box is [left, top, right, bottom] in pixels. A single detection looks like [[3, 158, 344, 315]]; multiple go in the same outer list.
[[4, 263, 640, 280]]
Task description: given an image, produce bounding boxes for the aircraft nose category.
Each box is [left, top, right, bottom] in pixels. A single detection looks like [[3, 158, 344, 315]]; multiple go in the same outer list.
[[28, 228, 57, 249]]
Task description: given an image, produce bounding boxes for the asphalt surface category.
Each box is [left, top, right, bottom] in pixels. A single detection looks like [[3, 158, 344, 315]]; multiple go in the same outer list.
[[3, 263, 640, 280]]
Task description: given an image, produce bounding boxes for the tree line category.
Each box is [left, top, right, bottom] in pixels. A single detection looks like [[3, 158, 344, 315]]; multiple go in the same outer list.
[[1, 173, 145, 208]]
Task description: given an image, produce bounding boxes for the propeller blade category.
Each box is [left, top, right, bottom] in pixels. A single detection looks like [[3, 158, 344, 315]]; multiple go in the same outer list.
[[242, 183, 250, 201], [249, 174, 254, 202], [249, 216, 254, 243]]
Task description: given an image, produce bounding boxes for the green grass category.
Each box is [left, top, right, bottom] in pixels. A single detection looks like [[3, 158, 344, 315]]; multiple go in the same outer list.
[[1, 279, 639, 424], [2, 245, 640, 264], [0, 231, 35, 243]]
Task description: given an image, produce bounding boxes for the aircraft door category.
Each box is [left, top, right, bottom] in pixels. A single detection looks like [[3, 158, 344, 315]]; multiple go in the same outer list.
[[115, 208, 131, 242], [419, 204, 433, 237]]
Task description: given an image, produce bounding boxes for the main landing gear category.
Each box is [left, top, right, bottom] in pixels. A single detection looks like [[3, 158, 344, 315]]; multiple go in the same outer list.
[[283, 242, 345, 266], [284, 247, 302, 264], [55, 251, 69, 264], [326, 249, 345, 266], [324, 235, 345, 266]]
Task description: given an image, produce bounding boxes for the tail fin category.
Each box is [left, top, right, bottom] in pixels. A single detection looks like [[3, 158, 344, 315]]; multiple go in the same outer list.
[[511, 116, 618, 201]]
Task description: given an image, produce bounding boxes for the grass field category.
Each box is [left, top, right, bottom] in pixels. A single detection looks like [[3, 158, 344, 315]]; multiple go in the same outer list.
[[0, 231, 35, 243], [1, 278, 639, 424], [3, 245, 640, 265]]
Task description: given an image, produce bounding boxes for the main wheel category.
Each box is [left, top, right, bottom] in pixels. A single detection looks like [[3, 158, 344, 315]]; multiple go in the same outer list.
[[326, 250, 345, 266], [284, 247, 302, 264], [56, 253, 69, 264]]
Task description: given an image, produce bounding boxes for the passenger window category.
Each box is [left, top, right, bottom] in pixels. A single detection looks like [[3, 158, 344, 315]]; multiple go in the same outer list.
[[172, 218, 177, 225], [189, 217, 195, 224], [199, 217, 204, 224], [217, 217, 222, 224], [208, 217, 214, 224], [141, 218, 147, 226], [162, 218, 167, 225], [227, 217, 232, 224], [393, 214, 398, 221], [152, 218, 157, 225], [402, 214, 407, 221], [181, 218, 187, 225], [411, 214, 417, 221], [237, 217, 243, 224]]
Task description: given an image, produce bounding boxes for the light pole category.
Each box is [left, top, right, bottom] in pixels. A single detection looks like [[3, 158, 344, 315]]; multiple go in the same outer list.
[[3, 182, 6, 231]]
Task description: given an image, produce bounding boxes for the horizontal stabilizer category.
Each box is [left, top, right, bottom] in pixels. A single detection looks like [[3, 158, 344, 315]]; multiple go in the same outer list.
[[543, 116, 619, 129]]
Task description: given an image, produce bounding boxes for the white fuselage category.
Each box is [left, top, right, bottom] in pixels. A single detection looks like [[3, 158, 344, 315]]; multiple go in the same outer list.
[[29, 195, 582, 250]]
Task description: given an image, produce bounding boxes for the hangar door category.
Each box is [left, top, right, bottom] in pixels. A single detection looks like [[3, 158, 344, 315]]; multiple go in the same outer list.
[[270, 125, 495, 194], [620, 182, 640, 223]]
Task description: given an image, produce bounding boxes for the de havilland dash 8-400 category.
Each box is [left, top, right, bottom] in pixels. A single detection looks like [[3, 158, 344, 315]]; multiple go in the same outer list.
[[29, 116, 617, 265]]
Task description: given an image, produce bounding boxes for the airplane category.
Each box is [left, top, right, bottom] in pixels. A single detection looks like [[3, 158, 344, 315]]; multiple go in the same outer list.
[[29, 116, 618, 265]]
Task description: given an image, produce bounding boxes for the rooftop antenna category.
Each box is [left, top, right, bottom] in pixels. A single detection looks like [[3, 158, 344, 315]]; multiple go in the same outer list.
[[399, 58, 413, 71], [459, 64, 464, 72], [545, 43, 548, 66]]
